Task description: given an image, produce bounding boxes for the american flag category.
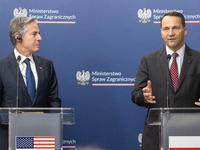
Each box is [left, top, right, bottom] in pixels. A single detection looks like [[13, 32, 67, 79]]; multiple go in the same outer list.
[[16, 136, 55, 150]]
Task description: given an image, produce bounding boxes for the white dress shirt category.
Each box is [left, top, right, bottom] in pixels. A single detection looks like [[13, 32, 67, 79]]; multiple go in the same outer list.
[[14, 49, 38, 89], [166, 44, 185, 77]]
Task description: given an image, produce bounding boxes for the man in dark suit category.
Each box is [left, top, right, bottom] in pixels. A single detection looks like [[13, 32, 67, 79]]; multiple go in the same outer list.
[[0, 16, 61, 150], [132, 12, 200, 150]]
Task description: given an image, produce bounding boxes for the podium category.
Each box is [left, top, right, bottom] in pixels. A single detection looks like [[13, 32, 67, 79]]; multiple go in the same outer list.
[[148, 107, 200, 150], [0, 107, 75, 150]]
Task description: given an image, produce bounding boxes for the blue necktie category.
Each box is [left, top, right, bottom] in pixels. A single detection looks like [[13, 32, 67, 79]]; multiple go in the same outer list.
[[24, 58, 36, 102]]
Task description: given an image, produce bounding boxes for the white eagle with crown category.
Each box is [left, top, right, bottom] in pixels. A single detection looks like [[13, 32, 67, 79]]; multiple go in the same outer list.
[[138, 8, 152, 23], [13, 7, 27, 17], [76, 70, 90, 85]]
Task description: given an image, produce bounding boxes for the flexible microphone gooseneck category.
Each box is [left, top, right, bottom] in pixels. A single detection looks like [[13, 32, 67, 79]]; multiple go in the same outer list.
[[16, 55, 21, 110], [166, 54, 171, 110]]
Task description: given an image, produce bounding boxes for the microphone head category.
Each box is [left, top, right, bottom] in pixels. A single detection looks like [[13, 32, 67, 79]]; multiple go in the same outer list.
[[17, 55, 21, 62], [167, 54, 171, 60]]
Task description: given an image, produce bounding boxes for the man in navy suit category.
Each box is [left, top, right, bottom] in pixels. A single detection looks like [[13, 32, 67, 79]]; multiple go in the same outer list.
[[132, 12, 200, 150], [0, 16, 61, 149]]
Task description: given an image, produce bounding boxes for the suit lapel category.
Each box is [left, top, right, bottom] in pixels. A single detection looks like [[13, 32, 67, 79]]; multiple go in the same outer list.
[[8, 52, 27, 92], [7, 52, 31, 102], [33, 55, 43, 103], [176, 45, 193, 92], [158, 47, 174, 91], [8, 52, 18, 82]]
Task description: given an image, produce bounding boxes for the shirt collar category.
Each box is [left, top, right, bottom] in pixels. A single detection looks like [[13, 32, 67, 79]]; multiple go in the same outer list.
[[166, 44, 185, 58], [14, 49, 34, 64]]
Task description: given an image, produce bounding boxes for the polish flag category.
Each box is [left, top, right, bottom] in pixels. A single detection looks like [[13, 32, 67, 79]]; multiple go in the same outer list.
[[169, 136, 200, 150]]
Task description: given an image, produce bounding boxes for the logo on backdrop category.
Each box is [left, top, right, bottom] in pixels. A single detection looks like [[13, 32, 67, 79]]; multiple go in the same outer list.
[[63, 139, 76, 149], [138, 133, 142, 147], [138, 8, 152, 23], [76, 70, 135, 86], [13, 7, 76, 24], [76, 70, 90, 85], [13, 7, 27, 17], [138, 8, 200, 24]]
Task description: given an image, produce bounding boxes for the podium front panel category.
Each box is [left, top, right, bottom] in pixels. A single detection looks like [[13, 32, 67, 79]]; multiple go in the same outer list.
[[9, 113, 62, 150], [162, 113, 200, 150]]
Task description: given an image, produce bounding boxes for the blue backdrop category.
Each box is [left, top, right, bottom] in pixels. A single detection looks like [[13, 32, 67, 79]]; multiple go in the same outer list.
[[1, 0, 200, 150]]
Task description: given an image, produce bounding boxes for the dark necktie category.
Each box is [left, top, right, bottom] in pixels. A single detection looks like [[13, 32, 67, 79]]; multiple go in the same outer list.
[[170, 52, 178, 92], [24, 58, 36, 101]]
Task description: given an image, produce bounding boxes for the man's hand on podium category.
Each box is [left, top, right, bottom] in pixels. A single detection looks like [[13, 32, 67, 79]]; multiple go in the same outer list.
[[195, 99, 200, 106]]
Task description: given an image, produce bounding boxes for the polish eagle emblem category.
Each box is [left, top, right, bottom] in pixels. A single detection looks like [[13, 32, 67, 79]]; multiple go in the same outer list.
[[76, 70, 90, 85], [13, 7, 27, 17], [138, 8, 152, 23], [138, 133, 142, 147]]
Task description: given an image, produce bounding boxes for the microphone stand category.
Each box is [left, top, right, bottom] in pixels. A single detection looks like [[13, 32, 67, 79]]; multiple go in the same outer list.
[[16, 56, 21, 113], [166, 54, 171, 113]]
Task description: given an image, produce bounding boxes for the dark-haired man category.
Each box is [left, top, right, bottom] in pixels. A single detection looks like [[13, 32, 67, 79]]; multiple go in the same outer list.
[[132, 12, 200, 150]]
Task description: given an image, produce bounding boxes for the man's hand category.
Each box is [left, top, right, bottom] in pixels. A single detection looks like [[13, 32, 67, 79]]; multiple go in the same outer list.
[[142, 80, 156, 104], [195, 99, 200, 106]]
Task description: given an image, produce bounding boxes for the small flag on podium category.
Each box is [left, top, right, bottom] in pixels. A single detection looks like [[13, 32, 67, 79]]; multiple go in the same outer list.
[[16, 136, 55, 150]]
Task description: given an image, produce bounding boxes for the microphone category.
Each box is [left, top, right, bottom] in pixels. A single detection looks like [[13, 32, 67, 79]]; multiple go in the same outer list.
[[166, 54, 171, 111], [167, 54, 171, 61], [17, 55, 21, 62], [16, 55, 21, 111]]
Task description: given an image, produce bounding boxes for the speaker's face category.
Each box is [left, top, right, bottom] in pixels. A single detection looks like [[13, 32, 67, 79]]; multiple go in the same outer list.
[[161, 16, 187, 52], [21, 22, 42, 56]]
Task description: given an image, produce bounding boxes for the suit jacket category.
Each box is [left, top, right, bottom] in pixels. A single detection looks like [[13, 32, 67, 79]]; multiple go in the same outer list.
[[0, 51, 61, 150], [132, 45, 200, 150]]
